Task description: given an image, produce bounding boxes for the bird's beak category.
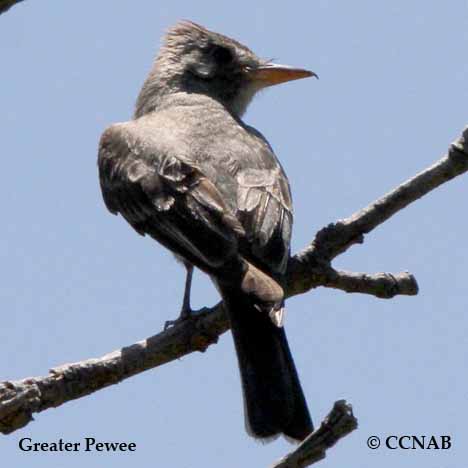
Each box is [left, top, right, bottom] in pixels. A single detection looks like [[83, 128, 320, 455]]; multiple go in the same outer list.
[[247, 63, 317, 87]]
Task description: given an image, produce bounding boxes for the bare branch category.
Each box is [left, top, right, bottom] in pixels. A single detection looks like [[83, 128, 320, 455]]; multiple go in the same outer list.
[[0, 268, 417, 433], [0, 0, 24, 15], [1, 126, 467, 440], [322, 268, 418, 298], [292, 126, 468, 267], [272, 400, 358, 468], [285, 257, 418, 298], [0, 304, 227, 434]]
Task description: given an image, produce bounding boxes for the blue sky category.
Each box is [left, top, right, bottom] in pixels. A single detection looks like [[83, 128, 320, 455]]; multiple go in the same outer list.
[[1, 1, 467, 467]]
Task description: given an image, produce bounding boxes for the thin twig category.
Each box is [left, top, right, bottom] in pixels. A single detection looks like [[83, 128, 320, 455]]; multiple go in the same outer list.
[[322, 268, 418, 298]]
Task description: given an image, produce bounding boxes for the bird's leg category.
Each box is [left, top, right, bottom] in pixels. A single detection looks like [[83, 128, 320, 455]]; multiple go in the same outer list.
[[180, 262, 194, 318], [164, 263, 194, 330]]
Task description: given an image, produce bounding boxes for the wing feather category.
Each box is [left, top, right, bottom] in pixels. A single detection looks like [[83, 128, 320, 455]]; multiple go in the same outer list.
[[98, 123, 245, 267], [98, 121, 292, 273], [236, 167, 293, 272]]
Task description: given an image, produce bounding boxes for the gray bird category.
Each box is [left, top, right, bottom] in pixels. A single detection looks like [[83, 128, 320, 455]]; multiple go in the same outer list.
[[98, 21, 316, 442]]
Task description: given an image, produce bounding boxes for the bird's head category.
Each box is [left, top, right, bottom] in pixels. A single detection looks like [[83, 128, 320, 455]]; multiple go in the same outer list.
[[135, 21, 316, 118]]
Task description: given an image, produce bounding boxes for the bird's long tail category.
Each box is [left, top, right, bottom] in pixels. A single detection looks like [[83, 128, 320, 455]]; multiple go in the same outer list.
[[216, 271, 313, 442]]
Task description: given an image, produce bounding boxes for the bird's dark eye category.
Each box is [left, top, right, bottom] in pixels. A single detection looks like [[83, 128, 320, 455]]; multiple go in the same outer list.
[[212, 46, 234, 65]]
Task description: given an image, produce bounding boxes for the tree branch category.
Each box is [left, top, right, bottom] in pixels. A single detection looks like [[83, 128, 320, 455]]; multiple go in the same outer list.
[[0, 304, 227, 434], [320, 268, 418, 298], [272, 400, 357, 468], [1, 127, 467, 456], [286, 126, 468, 297]]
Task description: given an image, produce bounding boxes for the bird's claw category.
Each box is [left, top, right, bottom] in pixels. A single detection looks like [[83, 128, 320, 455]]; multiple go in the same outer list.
[[163, 319, 180, 330], [163, 308, 193, 330]]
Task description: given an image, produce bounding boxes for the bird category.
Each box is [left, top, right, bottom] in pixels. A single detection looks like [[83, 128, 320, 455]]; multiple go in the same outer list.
[[98, 20, 316, 442]]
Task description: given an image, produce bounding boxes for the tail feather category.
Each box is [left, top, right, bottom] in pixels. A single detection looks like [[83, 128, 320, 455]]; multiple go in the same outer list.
[[218, 281, 313, 442]]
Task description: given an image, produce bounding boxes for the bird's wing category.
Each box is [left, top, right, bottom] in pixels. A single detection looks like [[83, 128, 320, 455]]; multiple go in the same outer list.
[[98, 123, 245, 269], [236, 167, 293, 273]]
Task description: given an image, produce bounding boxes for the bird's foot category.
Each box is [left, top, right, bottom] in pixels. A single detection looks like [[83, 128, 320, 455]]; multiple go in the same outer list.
[[163, 307, 193, 330]]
